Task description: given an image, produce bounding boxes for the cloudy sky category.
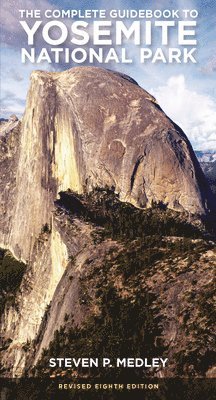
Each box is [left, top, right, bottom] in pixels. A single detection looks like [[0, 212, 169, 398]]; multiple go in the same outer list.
[[1, 0, 216, 150]]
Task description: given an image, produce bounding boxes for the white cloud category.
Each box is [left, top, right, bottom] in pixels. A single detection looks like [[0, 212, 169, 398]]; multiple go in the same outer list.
[[151, 75, 216, 151]]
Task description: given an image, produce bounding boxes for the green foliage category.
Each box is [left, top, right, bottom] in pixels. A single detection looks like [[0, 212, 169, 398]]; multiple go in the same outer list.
[[174, 273, 216, 376], [41, 223, 51, 234], [0, 249, 26, 315], [36, 284, 164, 379], [35, 188, 214, 380], [56, 188, 201, 242]]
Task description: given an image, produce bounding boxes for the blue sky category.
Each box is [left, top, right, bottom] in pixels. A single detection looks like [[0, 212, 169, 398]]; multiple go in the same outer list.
[[1, 0, 216, 150]]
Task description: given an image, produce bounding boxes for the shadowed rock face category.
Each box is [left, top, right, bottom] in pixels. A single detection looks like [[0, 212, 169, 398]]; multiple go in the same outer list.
[[0, 67, 215, 378]]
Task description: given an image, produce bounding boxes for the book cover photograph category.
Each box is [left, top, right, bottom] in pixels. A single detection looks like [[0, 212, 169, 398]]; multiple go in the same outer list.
[[0, 0, 215, 399]]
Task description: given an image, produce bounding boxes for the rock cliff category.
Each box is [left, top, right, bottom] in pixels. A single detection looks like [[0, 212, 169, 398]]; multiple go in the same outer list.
[[0, 67, 215, 379], [1, 68, 213, 263]]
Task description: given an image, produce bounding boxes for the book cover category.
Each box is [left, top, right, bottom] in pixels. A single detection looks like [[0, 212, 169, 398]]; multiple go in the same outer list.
[[0, 1, 215, 399]]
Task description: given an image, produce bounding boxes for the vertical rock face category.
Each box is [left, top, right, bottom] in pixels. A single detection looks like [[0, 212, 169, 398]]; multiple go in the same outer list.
[[0, 223, 68, 376], [1, 66, 212, 263], [1, 72, 81, 262], [0, 67, 214, 377]]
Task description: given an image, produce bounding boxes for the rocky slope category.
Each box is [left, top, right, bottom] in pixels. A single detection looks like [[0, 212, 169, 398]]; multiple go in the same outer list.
[[27, 189, 216, 380], [200, 160, 216, 196], [0, 67, 215, 381], [195, 150, 216, 163], [195, 150, 216, 195]]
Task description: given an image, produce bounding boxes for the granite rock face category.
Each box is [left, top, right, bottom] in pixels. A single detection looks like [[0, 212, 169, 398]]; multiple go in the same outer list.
[[1, 66, 213, 263], [12, 69, 216, 247], [24, 66, 212, 217], [0, 67, 215, 378]]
